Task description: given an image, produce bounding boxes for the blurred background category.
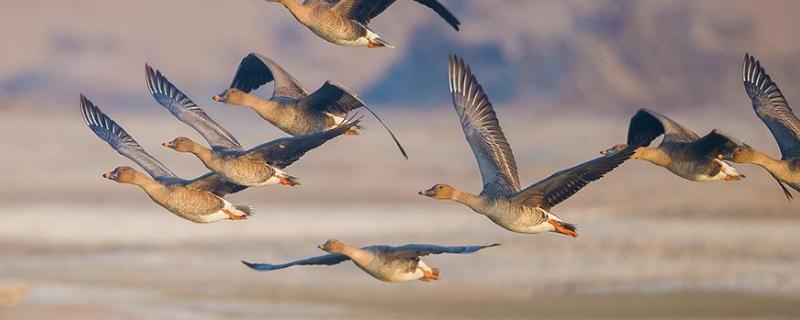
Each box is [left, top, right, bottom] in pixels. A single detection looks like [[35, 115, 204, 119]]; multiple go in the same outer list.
[[1, 0, 799, 319]]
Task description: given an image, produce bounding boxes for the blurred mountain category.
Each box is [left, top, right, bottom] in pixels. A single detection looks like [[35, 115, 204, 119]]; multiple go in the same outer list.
[[2, 0, 800, 113]]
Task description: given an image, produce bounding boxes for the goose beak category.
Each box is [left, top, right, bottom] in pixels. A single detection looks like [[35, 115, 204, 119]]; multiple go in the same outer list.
[[162, 141, 173, 148], [212, 94, 225, 102], [317, 244, 324, 250], [102, 171, 117, 180], [419, 188, 435, 197]]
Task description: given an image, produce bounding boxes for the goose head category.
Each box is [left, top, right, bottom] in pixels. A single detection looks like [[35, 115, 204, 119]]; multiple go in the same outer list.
[[102, 166, 138, 184], [318, 239, 346, 253], [162, 137, 196, 153], [730, 144, 756, 163], [213, 88, 248, 106], [419, 184, 456, 200]]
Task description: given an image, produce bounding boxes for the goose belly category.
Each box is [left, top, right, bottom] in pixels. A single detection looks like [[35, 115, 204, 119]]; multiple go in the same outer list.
[[305, 12, 363, 45], [216, 159, 274, 186], [155, 188, 224, 222], [357, 257, 421, 282], [484, 202, 552, 234], [665, 159, 721, 181]]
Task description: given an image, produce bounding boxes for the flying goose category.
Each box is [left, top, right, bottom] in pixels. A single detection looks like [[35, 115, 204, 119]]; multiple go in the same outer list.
[[242, 239, 498, 282], [728, 54, 800, 199], [213, 53, 407, 158], [602, 109, 744, 182], [419, 55, 652, 237], [146, 65, 358, 187], [80, 95, 252, 223], [263, 0, 460, 48]]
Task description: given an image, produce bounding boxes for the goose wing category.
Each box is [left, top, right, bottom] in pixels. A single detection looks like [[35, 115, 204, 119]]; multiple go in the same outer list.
[[146, 65, 243, 152], [184, 172, 248, 197], [449, 55, 520, 195], [299, 82, 407, 158], [332, 0, 460, 30], [80, 95, 178, 183], [627, 108, 699, 144], [743, 53, 800, 159], [241, 254, 349, 271], [227, 53, 309, 99], [688, 130, 740, 159], [244, 118, 360, 169], [511, 145, 639, 210], [384, 243, 499, 258]]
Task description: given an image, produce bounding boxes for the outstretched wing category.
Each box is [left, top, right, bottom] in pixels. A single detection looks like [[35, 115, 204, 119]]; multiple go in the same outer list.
[[241, 254, 349, 271], [511, 145, 637, 210], [80, 94, 177, 182], [227, 53, 309, 99], [742, 53, 800, 159], [146, 65, 243, 152], [245, 118, 360, 169], [385, 243, 500, 258], [184, 172, 248, 197], [449, 54, 520, 195], [300, 82, 407, 159], [688, 130, 740, 159], [628, 108, 699, 144], [332, 0, 460, 30]]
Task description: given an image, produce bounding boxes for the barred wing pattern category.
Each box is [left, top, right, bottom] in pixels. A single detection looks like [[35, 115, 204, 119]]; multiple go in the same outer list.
[[449, 55, 520, 195], [80, 94, 177, 183], [743, 53, 800, 159]]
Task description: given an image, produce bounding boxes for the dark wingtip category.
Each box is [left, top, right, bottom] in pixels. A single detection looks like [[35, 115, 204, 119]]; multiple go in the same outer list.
[[241, 260, 263, 271]]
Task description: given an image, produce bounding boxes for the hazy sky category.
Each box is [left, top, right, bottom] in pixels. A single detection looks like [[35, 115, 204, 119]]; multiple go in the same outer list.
[[2, 0, 800, 113]]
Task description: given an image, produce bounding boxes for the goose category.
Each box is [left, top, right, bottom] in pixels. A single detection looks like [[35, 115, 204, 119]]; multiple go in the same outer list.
[[80, 95, 252, 223], [213, 53, 407, 158], [242, 239, 498, 282], [728, 53, 800, 200], [601, 108, 744, 182], [146, 65, 358, 187], [263, 0, 460, 48], [419, 55, 651, 237]]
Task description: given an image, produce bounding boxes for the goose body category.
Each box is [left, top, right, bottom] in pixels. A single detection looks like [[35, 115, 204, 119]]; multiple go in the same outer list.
[[213, 53, 406, 158], [80, 96, 252, 223], [265, 0, 460, 48], [420, 55, 649, 237], [728, 54, 800, 199], [146, 65, 358, 187], [243, 239, 498, 282], [603, 108, 743, 182]]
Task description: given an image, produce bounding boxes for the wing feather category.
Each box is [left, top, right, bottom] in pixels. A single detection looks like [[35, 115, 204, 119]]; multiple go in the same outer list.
[[449, 55, 520, 195], [146, 65, 243, 152], [80, 94, 177, 182], [241, 254, 349, 271], [742, 53, 800, 159], [227, 53, 309, 99]]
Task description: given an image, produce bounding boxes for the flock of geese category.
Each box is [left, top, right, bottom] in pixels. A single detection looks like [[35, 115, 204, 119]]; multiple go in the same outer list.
[[80, 0, 799, 283]]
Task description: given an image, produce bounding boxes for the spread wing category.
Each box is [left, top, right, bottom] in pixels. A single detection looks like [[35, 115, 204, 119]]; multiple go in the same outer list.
[[80, 94, 177, 183], [332, 0, 460, 30], [241, 254, 349, 271], [244, 118, 360, 169], [184, 172, 248, 197], [385, 243, 499, 258], [300, 81, 366, 115], [449, 55, 520, 195], [628, 108, 700, 144], [146, 65, 243, 152], [688, 130, 740, 159], [299, 82, 407, 159], [227, 53, 309, 99], [511, 145, 637, 210], [743, 53, 800, 159]]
